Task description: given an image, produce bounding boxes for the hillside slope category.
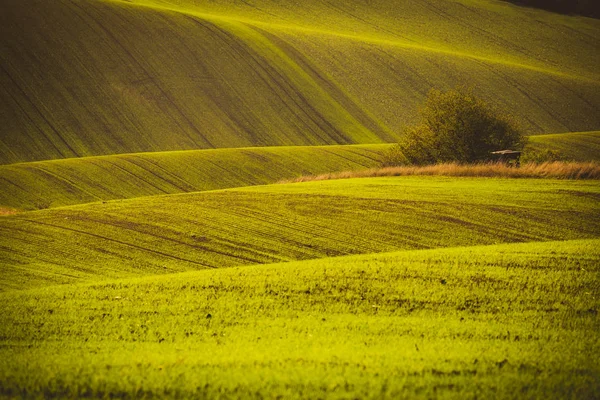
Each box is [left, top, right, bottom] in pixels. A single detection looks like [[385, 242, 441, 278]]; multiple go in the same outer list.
[[0, 145, 385, 210], [1, 239, 599, 397], [2, 131, 598, 212], [1, 0, 599, 163], [1, 177, 598, 291], [527, 131, 600, 161]]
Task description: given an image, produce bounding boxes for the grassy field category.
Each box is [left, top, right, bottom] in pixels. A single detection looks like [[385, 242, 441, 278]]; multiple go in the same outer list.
[[2, 131, 599, 212], [1, 238, 598, 398], [1, 0, 599, 163], [1, 0, 599, 397], [527, 131, 600, 161], [1, 176, 599, 291], [0, 144, 386, 211]]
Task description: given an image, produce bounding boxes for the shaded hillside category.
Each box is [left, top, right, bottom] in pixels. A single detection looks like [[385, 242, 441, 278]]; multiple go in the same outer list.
[[1, 177, 598, 290], [0, 0, 390, 164], [1, 0, 599, 163], [0, 144, 385, 210], [527, 131, 600, 161], [503, 0, 600, 19]]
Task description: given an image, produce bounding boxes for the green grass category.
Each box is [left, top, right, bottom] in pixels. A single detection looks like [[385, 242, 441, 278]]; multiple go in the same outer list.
[[2, 132, 598, 212], [1, 239, 598, 398], [1, 0, 599, 396], [527, 131, 600, 161], [128, 0, 600, 81], [2, 176, 599, 291], [0, 144, 386, 210], [1, 0, 599, 163]]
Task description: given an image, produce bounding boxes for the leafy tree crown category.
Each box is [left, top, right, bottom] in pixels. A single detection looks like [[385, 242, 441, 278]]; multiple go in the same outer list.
[[390, 88, 526, 165]]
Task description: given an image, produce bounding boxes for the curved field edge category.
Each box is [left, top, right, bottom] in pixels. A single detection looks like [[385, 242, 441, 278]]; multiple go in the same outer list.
[[1, 176, 598, 291], [0, 144, 386, 211], [0, 239, 598, 398], [2, 0, 599, 163]]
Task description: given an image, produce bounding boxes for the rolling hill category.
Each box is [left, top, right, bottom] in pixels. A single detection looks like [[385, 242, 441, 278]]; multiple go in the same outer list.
[[0, 144, 386, 211], [527, 131, 600, 161], [1, 131, 598, 212], [1, 1, 599, 397], [1, 238, 598, 398], [1, 0, 599, 163], [2, 176, 598, 291]]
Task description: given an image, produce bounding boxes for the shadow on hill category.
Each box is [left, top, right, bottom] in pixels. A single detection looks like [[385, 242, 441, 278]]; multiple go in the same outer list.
[[503, 0, 600, 19]]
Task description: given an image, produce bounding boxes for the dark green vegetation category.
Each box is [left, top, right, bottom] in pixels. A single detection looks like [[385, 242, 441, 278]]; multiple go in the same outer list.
[[1, 0, 600, 163], [2, 177, 599, 291], [0, 144, 385, 211], [1, 239, 598, 398], [389, 88, 525, 165]]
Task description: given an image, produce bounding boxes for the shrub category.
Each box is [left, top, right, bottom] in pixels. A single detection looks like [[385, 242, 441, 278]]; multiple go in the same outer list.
[[387, 88, 526, 166]]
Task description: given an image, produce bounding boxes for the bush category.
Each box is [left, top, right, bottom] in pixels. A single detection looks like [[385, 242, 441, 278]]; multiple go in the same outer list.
[[386, 88, 526, 166]]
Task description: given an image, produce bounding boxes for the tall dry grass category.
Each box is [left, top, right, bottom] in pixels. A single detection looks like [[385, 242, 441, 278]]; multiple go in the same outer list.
[[280, 162, 600, 184]]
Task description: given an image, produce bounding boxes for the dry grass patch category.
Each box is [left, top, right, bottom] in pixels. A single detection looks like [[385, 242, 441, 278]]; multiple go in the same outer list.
[[0, 207, 20, 216], [281, 162, 600, 183]]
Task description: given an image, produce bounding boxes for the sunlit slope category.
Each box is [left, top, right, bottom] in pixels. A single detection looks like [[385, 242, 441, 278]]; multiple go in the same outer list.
[[132, 0, 600, 133], [0, 145, 385, 210], [0, 0, 389, 164], [1, 239, 598, 398], [528, 131, 600, 161], [131, 0, 600, 81], [1, 177, 598, 291], [2, 0, 600, 163], [269, 31, 600, 135]]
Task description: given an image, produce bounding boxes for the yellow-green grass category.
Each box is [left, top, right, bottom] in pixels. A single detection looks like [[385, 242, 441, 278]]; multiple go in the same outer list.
[[527, 131, 600, 161], [126, 0, 600, 81], [0, 144, 386, 211], [1, 176, 598, 291], [1, 239, 598, 398], [2, 0, 599, 163]]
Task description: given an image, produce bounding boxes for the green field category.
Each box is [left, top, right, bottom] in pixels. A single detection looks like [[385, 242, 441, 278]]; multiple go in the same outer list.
[[1, 0, 599, 397], [1, 0, 599, 163], [2, 176, 599, 289], [0, 144, 386, 211], [1, 238, 598, 398], [527, 131, 600, 161], [2, 132, 599, 212]]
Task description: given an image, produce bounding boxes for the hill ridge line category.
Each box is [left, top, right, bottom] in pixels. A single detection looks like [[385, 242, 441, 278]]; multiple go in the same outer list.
[[0, 144, 386, 168], [4, 237, 596, 294]]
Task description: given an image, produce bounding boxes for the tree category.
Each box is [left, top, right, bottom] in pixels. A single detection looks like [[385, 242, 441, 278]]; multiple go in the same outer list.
[[385, 88, 526, 166]]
